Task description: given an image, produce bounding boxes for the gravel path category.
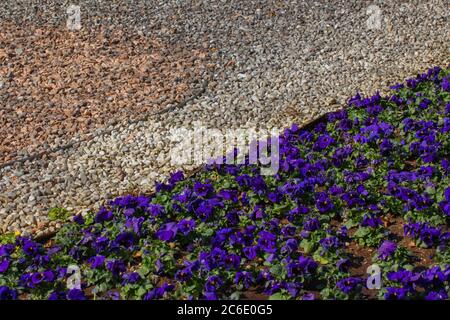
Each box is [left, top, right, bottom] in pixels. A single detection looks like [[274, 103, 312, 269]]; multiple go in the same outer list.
[[0, 0, 448, 236], [0, 23, 210, 163]]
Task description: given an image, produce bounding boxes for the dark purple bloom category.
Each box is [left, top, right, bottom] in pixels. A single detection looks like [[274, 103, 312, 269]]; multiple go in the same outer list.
[[94, 207, 114, 223], [288, 205, 310, 219], [30, 270, 55, 286], [319, 236, 340, 251], [329, 185, 344, 196], [67, 289, 86, 300], [156, 222, 178, 242], [169, 171, 184, 184], [234, 271, 253, 289], [281, 226, 296, 238], [106, 259, 126, 276], [444, 187, 450, 201], [337, 226, 349, 241], [154, 259, 164, 273], [92, 236, 109, 253], [367, 104, 383, 116], [194, 181, 214, 197], [48, 291, 67, 300], [313, 134, 335, 151], [442, 76, 450, 91], [361, 214, 383, 228], [148, 204, 165, 217], [250, 175, 267, 195], [298, 255, 318, 273], [243, 246, 258, 260], [22, 238, 39, 256], [336, 258, 351, 272], [440, 200, 450, 216], [224, 254, 241, 270], [0, 244, 14, 257], [421, 266, 446, 284], [315, 192, 334, 213], [194, 198, 223, 221], [390, 83, 404, 90], [203, 291, 218, 300], [332, 146, 353, 167], [209, 247, 227, 267], [387, 270, 420, 286], [419, 98, 432, 110], [302, 293, 315, 300], [285, 282, 303, 298], [175, 268, 193, 282], [336, 277, 362, 294], [257, 231, 277, 253], [420, 226, 445, 247], [177, 218, 196, 236], [225, 210, 240, 225], [106, 290, 121, 300], [445, 103, 450, 114], [378, 240, 397, 260], [268, 191, 283, 203], [0, 259, 10, 273], [211, 228, 233, 247], [251, 205, 265, 220], [155, 181, 174, 193], [143, 283, 174, 300], [122, 272, 141, 285], [205, 275, 223, 292], [173, 188, 192, 203], [257, 269, 273, 283], [88, 255, 105, 269], [338, 118, 353, 131], [303, 217, 320, 231], [218, 189, 238, 202], [235, 174, 251, 187], [113, 232, 136, 248], [425, 290, 448, 300], [380, 138, 393, 155], [125, 216, 145, 235], [0, 286, 17, 300], [384, 287, 408, 300], [73, 214, 84, 225], [56, 267, 67, 279], [287, 256, 318, 277]]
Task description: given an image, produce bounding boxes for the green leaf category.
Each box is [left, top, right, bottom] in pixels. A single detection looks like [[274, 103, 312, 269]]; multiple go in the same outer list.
[[300, 239, 316, 254], [269, 264, 283, 275], [48, 207, 71, 221], [353, 227, 371, 238], [268, 292, 290, 300], [313, 253, 329, 265]]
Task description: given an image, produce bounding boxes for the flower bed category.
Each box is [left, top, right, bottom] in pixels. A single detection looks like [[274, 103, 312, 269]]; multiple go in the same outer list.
[[1, 66, 449, 300]]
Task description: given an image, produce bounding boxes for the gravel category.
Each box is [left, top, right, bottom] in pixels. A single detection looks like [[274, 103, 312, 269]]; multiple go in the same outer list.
[[0, 0, 448, 236], [0, 22, 210, 164]]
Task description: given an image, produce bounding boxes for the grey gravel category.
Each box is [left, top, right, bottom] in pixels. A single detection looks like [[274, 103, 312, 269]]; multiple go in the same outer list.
[[0, 0, 449, 235]]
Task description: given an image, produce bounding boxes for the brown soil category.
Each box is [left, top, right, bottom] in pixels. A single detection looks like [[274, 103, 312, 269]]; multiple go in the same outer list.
[[385, 215, 436, 268]]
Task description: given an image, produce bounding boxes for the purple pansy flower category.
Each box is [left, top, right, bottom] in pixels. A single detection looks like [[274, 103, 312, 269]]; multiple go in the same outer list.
[[378, 240, 397, 260], [156, 222, 178, 242], [336, 277, 362, 294]]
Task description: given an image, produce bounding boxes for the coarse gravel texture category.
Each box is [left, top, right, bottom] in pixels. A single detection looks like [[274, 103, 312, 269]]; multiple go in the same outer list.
[[0, 0, 449, 237], [0, 23, 211, 163]]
